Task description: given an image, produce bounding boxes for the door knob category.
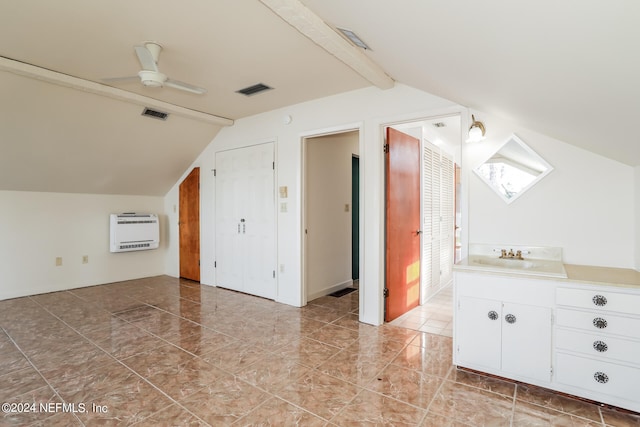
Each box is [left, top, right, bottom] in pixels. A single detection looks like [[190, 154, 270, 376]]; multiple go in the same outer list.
[[416, 230, 422, 235]]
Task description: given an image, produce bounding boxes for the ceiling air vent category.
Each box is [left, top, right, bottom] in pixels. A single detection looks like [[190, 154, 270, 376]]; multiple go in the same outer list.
[[141, 107, 169, 121], [236, 83, 273, 96]]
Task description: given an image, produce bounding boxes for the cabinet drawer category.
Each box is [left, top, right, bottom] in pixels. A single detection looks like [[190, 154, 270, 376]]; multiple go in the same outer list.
[[557, 287, 640, 315], [556, 308, 640, 340], [555, 328, 640, 366], [556, 352, 640, 401]]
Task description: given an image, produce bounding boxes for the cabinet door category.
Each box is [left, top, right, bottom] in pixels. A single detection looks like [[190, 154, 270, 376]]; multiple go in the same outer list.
[[502, 302, 552, 382], [457, 296, 502, 371]]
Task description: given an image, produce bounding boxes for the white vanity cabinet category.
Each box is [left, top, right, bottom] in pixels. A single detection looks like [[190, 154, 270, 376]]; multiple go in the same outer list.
[[554, 285, 640, 412], [454, 272, 555, 385], [454, 269, 640, 413]]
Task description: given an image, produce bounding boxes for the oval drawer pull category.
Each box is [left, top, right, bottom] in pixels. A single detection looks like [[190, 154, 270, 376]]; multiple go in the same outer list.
[[594, 371, 609, 384], [593, 317, 607, 329], [592, 295, 608, 306], [487, 311, 498, 320], [505, 314, 516, 324], [593, 340, 608, 352]]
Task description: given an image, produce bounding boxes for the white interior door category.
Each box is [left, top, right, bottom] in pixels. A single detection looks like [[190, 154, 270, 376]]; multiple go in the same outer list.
[[215, 143, 275, 299], [243, 143, 276, 299]]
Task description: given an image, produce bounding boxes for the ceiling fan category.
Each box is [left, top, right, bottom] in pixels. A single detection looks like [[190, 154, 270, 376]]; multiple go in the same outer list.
[[104, 42, 207, 95]]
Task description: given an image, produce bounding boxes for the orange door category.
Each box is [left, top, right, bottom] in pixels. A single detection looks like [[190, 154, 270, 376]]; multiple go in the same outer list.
[[385, 127, 421, 322], [179, 167, 200, 282]]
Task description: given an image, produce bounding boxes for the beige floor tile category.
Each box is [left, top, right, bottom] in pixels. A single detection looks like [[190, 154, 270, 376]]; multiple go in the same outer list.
[[235, 396, 326, 426], [512, 401, 604, 426], [366, 363, 443, 408], [275, 370, 362, 421], [331, 389, 427, 426], [178, 376, 267, 426], [1, 277, 633, 426], [516, 383, 603, 423], [428, 380, 514, 426]]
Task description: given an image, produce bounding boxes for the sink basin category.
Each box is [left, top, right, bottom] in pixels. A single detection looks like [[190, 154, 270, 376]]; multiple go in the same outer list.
[[463, 255, 568, 278], [472, 258, 537, 269]]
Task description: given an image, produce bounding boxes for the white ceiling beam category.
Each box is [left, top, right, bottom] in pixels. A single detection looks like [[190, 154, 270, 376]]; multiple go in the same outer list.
[[0, 57, 234, 127], [259, 0, 394, 90]]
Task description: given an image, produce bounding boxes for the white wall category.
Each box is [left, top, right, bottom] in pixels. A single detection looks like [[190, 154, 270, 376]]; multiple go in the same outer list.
[[164, 84, 461, 325], [464, 111, 635, 268], [305, 131, 359, 300], [0, 190, 166, 300], [635, 166, 640, 270], [164, 86, 638, 326]]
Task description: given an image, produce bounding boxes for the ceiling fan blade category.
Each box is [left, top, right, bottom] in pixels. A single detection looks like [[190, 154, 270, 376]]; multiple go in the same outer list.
[[165, 78, 207, 95], [134, 46, 158, 72], [102, 76, 139, 83]]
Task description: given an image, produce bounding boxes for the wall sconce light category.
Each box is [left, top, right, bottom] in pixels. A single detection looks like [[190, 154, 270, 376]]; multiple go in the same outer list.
[[466, 114, 486, 143]]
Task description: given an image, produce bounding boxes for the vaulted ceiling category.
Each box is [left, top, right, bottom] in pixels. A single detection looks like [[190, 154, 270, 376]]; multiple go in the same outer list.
[[1, 1, 638, 195]]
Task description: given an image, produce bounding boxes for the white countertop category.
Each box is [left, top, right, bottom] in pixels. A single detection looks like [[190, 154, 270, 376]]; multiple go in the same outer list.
[[454, 259, 640, 289]]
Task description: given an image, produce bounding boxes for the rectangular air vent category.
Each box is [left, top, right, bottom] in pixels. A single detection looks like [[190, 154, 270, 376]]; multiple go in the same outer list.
[[236, 83, 273, 96], [141, 108, 169, 121], [337, 28, 370, 50]]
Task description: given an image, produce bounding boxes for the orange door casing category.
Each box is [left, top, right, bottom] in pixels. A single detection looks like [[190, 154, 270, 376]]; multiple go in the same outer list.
[[179, 167, 200, 282]]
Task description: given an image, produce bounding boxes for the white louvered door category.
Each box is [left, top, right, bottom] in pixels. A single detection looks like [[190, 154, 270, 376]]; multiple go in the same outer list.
[[421, 142, 455, 304]]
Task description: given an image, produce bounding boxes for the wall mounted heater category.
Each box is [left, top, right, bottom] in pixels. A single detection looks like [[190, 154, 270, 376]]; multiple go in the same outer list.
[[109, 213, 159, 253]]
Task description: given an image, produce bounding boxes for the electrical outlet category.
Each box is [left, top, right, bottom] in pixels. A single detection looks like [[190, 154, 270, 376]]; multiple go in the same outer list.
[[55, 257, 62, 266], [82, 255, 89, 264]]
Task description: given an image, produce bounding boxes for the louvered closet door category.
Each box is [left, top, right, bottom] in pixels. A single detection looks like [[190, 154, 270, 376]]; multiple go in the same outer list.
[[422, 145, 435, 301], [215, 143, 275, 299], [421, 142, 455, 303], [439, 155, 454, 287]]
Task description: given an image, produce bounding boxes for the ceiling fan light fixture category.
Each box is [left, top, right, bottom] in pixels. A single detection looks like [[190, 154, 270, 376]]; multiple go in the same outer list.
[[466, 114, 486, 143], [138, 70, 166, 87]]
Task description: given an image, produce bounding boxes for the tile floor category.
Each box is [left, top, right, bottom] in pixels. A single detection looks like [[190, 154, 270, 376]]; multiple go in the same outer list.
[[0, 276, 639, 426], [388, 285, 453, 336]]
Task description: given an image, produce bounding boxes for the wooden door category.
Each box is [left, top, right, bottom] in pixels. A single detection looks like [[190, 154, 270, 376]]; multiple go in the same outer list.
[[179, 167, 200, 281], [385, 127, 421, 322]]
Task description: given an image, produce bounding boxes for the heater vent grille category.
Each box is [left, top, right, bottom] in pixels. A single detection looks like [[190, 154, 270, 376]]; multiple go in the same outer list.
[[236, 83, 273, 96], [141, 108, 169, 120]]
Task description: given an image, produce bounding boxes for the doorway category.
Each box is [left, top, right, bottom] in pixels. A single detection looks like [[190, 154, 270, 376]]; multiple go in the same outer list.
[[384, 115, 461, 322], [303, 130, 361, 302], [352, 155, 360, 281], [179, 167, 200, 282]]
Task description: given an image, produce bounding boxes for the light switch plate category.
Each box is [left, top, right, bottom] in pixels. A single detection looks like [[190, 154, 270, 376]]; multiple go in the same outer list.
[[279, 186, 288, 198]]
